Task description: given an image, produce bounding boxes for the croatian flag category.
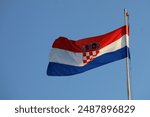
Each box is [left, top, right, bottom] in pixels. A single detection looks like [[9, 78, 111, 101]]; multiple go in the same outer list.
[[47, 25, 129, 76]]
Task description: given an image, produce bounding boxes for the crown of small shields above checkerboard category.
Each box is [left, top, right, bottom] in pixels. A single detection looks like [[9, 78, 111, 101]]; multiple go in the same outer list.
[[82, 42, 100, 52]]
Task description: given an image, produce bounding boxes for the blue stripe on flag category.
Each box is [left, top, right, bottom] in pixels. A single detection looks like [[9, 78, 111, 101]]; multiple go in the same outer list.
[[47, 46, 128, 76]]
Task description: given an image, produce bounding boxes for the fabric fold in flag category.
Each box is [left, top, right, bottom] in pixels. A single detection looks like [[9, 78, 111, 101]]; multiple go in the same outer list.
[[47, 25, 129, 76]]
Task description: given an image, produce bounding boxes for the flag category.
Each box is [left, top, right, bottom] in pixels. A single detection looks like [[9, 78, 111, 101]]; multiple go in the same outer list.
[[47, 25, 129, 76]]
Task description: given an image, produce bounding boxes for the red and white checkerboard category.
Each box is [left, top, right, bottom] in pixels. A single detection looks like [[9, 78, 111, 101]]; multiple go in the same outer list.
[[83, 50, 100, 64]]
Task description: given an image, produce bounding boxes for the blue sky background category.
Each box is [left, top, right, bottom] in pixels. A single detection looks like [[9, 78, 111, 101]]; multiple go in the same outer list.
[[0, 0, 150, 100]]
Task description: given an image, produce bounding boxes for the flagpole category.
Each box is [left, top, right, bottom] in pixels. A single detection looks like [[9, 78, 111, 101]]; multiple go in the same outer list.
[[124, 8, 132, 100]]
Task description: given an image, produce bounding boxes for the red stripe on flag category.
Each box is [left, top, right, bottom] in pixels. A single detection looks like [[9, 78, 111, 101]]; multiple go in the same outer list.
[[52, 25, 129, 52]]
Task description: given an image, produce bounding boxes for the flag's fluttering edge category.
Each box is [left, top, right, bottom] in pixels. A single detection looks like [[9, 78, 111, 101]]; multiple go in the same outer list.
[[47, 25, 129, 76]]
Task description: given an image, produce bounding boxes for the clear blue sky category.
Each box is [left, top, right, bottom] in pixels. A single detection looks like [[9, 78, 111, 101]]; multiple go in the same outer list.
[[0, 0, 149, 100]]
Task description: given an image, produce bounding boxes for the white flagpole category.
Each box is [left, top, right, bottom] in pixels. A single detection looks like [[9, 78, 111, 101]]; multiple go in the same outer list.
[[124, 9, 132, 100]]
